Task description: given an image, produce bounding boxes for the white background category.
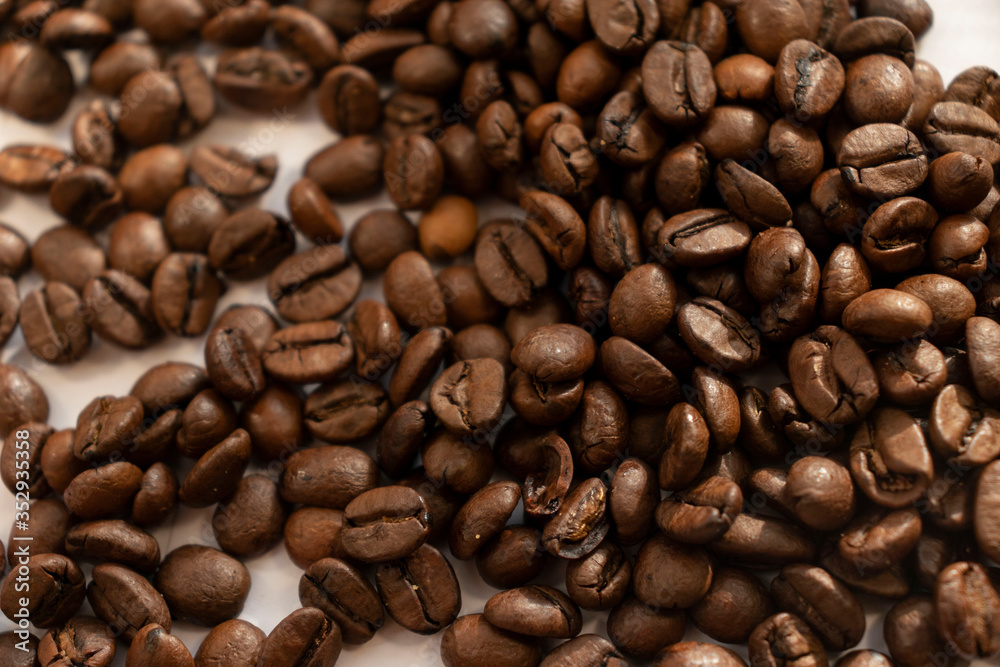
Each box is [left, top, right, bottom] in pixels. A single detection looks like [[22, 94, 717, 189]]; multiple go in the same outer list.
[[2, 0, 1000, 664]]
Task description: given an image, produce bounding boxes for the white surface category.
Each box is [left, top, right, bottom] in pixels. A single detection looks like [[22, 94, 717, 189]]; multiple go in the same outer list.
[[1, 1, 1000, 664]]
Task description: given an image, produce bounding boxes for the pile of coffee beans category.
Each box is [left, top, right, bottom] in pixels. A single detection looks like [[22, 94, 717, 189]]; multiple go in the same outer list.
[[3, 0, 1000, 664]]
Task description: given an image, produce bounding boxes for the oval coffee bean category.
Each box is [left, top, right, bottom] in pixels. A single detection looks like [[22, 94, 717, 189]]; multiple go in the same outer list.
[[376, 544, 462, 635], [340, 485, 431, 563], [484, 585, 583, 639], [298, 557, 383, 644]]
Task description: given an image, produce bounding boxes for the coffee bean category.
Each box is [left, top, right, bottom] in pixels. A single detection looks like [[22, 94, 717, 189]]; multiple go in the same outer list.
[[375, 543, 461, 635], [0, 223, 29, 279], [150, 253, 222, 337], [0, 553, 85, 628], [608, 264, 675, 344], [771, 563, 865, 651], [838, 123, 928, 199], [775, 39, 845, 120], [924, 101, 1000, 164], [656, 476, 742, 544], [850, 407, 933, 508], [261, 321, 353, 385], [0, 631, 39, 667], [677, 297, 760, 373], [212, 474, 286, 558], [440, 614, 541, 667], [748, 613, 827, 667], [845, 54, 914, 124], [258, 607, 342, 666], [37, 616, 115, 667], [49, 164, 123, 229], [521, 191, 587, 271], [0, 144, 71, 192], [154, 545, 249, 626], [298, 557, 383, 644], [0, 365, 48, 440], [284, 506, 349, 570], [883, 595, 949, 667], [934, 561, 1000, 659], [658, 208, 752, 268], [641, 41, 716, 125], [541, 477, 609, 559], [708, 513, 817, 568], [523, 432, 573, 518], [564, 541, 631, 612], [195, 619, 265, 667], [0, 41, 74, 122], [125, 624, 193, 666], [268, 246, 362, 323], [20, 282, 92, 364], [541, 634, 627, 667], [607, 458, 657, 545], [449, 481, 520, 560], [304, 379, 389, 443], [476, 525, 548, 589], [788, 326, 878, 426], [31, 225, 106, 294], [715, 159, 792, 230], [606, 595, 686, 660], [484, 585, 582, 639], [306, 135, 385, 200], [785, 455, 856, 531], [214, 47, 312, 111], [65, 520, 159, 573], [280, 445, 378, 509], [87, 563, 170, 642], [690, 566, 773, 645]]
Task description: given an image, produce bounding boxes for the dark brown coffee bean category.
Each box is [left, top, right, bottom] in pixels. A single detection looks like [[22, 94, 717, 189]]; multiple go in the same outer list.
[[87, 563, 170, 642], [449, 481, 520, 560], [0, 366, 48, 442], [214, 47, 312, 111], [541, 634, 627, 667], [258, 607, 342, 666], [283, 506, 349, 570], [19, 282, 90, 364], [748, 613, 828, 667], [658, 208, 751, 268], [374, 543, 461, 636], [633, 534, 711, 610], [72, 395, 143, 463], [659, 402, 710, 491], [177, 429, 251, 508], [32, 225, 106, 295], [775, 39, 845, 121], [0, 553, 85, 628], [771, 564, 865, 651], [600, 336, 680, 406], [37, 616, 115, 667], [735, 0, 810, 62], [872, 339, 946, 406], [271, 4, 340, 70], [150, 253, 222, 337], [65, 520, 158, 573], [844, 54, 914, 125], [128, 462, 177, 528], [656, 475, 742, 544], [374, 400, 430, 479], [204, 326, 266, 402], [200, 0, 269, 45], [440, 614, 541, 667], [261, 321, 353, 385], [306, 136, 385, 200], [522, 432, 573, 519], [934, 561, 1000, 659], [298, 557, 383, 644], [347, 299, 401, 381], [883, 595, 949, 667], [268, 246, 362, 323], [0, 42, 74, 122], [607, 458, 657, 546], [194, 619, 265, 666], [896, 274, 976, 345], [850, 407, 933, 508], [838, 123, 928, 199], [476, 525, 548, 589], [708, 513, 817, 568], [641, 40, 716, 126], [49, 164, 123, 229], [0, 144, 71, 192], [154, 545, 249, 626], [280, 445, 378, 509], [125, 624, 193, 666], [212, 474, 285, 558], [304, 379, 389, 443], [474, 221, 548, 308], [975, 460, 1000, 564], [690, 566, 773, 645], [538, 476, 608, 559], [821, 544, 910, 599], [340, 485, 431, 563], [788, 326, 878, 426], [924, 101, 1000, 165], [484, 585, 582, 639], [382, 250, 447, 329], [715, 159, 792, 230], [564, 541, 631, 612], [606, 595, 687, 660]]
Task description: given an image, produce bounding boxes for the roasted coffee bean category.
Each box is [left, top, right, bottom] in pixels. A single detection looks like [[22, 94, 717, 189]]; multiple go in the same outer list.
[[20, 282, 91, 364], [348, 300, 401, 381], [339, 485, 431, 563], [523, 432, 573, 518], [316, 64, 381, 136], [676, 297, 759, 373], [509, 324, 594, 382], [606, 595, 687, 660], [476, 525, 548, 590], [284, 507, 349, 570], [541, 634, 627, 667], [788, 326, 878, 426], [659, 402, 710, 491], [375, 400, 431, 479], [844, 54, 913, 125], [606, 458, 657, 545], [708, 513, 817, 568], [484, 585, 582, 639], [850, 407, 933, 508], [0, 223, 29, 279], [656, 476, 742, 544], [541, 477, 609, 559], [271, 4, 340, 70], [975, 460, 1000, 563], [475, 220, 549, 308], [520, 192, 586, 271], [563, 380, 625, 473], [785, 456, 856, 531], [738, 387, 790, 463], [896, 274, 976, 345], [632, 534, 712, 610], [0, 366, 48, 441], [0, 553, 85, 628], [32, 225, 107, 294], [212, 474, 285, 558], [87, 563, 170, 642], [928, 151, 993, 211], [429, 358, 506, 436], [150, 253, 222, 337], [775, 39, 845, 121], [934, 561, 1000, 659], [376, 543, 461, 635], [440, 614, 541, 667], [306, 136, 385, 200], [838, 123, 927, 199], [389, 327, 453, 406], [261, 321, 354, 385], [131, 463, 178, 528], [298, 557, 383, 644], [214, 47, 312, 111], [280, 445, 378, 509], [303, 379, 389, 443], [174, 389, 236, 458], [748, 613, 828, 667], [268, 246, 362, 323], [883, 595, 950, 667], [0, 42, 74, 122], [839, 506, 922, 573], [449, 481, 520, 560], [968, 316, 1000, 403], [690, 566, 773, 645], [601, 336, 680, 406], [0, 630, 40, 667], [861, 197, 937, 274], [73, 395, 144, 463], [383, 133, 443, 210], [0, 144, 71, 192], [177, 429, 251, 508], [37, 616, 116, 667], [564, 541, 631, 612], [422, 428, 495, 495], [154, 545, 249, 626], [607, 263, 675, 344], [65, 520, 159, 573], [7, 497, 71, 565], [821, 544, 911, 599], [258, 607, 342, 666], [194, 619, 265, 667], [641, 40, 716, 126], [658, 208, 751, 268], [0, 277, 20, 345], [538, 122, 596, 195], [555, 40, 621, 111], [383, 250, 447, 329], [771, 563, 865, 651], [200, 0, 269, 45], [924, 101, 1000, 164], [1, 422, 51, 498], [125, 624, 193, 667]]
